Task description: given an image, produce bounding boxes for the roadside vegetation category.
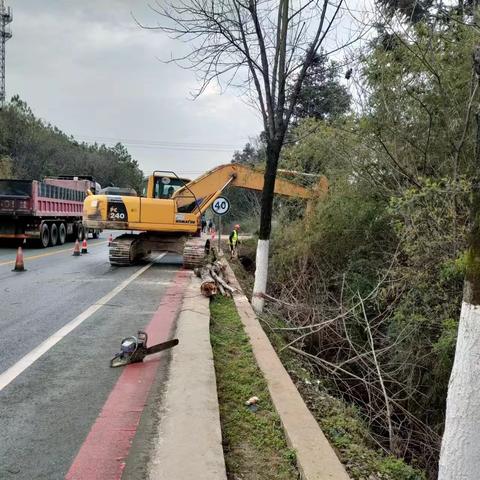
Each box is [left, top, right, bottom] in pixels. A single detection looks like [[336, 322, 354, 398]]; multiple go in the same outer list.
[[230, 252, 424, 480], [0, 96, 143, 190], [225, 6, 480, 478], [210, 295, 298, 480]]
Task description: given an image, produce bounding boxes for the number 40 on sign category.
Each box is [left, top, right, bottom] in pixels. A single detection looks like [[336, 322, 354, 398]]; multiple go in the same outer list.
[[212, 197, 230, 215]]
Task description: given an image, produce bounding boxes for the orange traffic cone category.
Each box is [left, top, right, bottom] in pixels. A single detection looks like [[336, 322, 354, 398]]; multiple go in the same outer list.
[[12, 246, 26, 272], [108, 234, 113, 246], [73, 239, 81, 256], [81, 238, 88, 254]]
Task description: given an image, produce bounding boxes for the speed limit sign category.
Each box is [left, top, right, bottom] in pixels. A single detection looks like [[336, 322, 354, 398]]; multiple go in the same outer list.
[[212, 196, 230, 215]]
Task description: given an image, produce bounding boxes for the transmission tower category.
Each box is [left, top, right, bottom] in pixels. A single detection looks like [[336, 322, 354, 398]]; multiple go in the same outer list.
[[0, 0, 12, 108]]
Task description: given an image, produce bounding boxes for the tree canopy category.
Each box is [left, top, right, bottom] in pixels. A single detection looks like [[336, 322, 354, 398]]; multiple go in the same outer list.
[[0, 96, 144, 190], [291, 54, 351, 123]]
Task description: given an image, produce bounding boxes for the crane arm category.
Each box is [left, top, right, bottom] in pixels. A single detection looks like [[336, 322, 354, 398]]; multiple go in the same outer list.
[[173, 163, 327, 215]]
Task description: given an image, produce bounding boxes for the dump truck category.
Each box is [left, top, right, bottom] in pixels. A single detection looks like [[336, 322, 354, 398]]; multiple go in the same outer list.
[[0, 175, 102, 247], [83, 163, 328, 267]]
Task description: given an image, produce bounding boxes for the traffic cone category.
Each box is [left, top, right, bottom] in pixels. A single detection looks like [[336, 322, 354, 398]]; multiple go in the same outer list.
[[12, 246, 26, 272], [81, 238, 88, 254], [108, 234, 113, 246], [73, 240, 81, 257]]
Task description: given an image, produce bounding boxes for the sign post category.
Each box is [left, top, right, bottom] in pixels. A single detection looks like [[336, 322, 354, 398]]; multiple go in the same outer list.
[[211, 196, 230, 253]]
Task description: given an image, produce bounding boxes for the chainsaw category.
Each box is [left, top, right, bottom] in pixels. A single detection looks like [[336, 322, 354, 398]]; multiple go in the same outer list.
[[110, 330, 179, 368]]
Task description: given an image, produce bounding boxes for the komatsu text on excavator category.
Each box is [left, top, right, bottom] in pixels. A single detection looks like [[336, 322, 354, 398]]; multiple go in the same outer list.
[[83, 163, 327, 268]]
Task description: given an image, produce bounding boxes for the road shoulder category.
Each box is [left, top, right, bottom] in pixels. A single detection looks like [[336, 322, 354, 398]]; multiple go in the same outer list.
[[147, 274, 227, 480]]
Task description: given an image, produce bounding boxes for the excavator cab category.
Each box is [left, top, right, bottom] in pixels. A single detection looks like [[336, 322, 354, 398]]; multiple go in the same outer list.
[[145, 173, 191, 200], [138, 172, 200, 230]]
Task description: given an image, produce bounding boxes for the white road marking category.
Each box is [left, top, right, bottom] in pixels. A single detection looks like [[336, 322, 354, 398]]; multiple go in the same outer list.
[[0, 253, 167, 391]]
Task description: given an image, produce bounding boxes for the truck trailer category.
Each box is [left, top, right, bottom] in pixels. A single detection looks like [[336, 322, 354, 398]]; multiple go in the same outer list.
[[0, 176, 101, 247]]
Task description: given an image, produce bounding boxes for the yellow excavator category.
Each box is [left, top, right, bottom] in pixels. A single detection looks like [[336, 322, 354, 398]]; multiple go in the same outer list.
[[83, 163, 327, 267]]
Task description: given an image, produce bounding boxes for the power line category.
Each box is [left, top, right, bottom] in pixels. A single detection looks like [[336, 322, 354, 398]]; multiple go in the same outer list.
[[119, 144, 236, 153], [73, 134, 249, 152]]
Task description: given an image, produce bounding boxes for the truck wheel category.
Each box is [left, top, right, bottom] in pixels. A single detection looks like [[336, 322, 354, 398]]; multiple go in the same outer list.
[[50, 223, 58, 246], [40, 223, 50, 248], [92, 230, 99, 239], [77, 225, 85, 242], [58, 223, 66, 245]]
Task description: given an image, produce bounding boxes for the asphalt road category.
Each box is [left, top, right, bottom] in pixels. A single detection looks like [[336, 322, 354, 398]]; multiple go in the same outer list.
[[0, 232, 183, 480]]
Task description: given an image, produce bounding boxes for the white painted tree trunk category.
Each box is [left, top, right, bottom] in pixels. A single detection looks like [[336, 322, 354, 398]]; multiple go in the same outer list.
[[251, 239, 269, 313], [438, 300, 480, 480]]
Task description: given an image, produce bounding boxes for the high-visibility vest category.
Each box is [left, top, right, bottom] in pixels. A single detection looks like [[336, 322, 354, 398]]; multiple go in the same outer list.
[[231, 229, 238, 246]]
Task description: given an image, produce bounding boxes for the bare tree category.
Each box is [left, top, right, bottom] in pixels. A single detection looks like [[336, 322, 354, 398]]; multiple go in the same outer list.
[[140, 0, 356, 312]]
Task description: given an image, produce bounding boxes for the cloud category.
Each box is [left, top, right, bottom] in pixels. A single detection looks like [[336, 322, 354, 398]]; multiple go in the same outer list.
[[6, 0, 262, 177]]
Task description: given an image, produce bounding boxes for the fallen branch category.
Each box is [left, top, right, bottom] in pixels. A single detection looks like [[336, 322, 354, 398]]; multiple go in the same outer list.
[[209, 265, 236, 294]]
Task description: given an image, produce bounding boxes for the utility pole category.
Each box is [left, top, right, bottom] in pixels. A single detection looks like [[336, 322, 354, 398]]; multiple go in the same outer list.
[[0, 0, 12, 109]]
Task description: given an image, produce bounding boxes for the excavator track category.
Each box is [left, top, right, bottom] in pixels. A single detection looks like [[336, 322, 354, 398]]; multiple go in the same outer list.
[[109, 233, 210, 268], [183, 238, 210, 269], [109, 234, 144, 266]]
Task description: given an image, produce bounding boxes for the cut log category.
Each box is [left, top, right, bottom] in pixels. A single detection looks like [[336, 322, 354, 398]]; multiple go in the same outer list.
[[199, 266, 217, 297], [197, 260, 234, 297]]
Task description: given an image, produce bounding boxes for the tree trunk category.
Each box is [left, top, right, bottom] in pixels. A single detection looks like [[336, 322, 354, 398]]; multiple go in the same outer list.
[[458, 0, 464, 16], [438, 112, 480, 479], [251, 141, 281, 313], [198, 266, 218, 297], [438, 301, 480, 479]]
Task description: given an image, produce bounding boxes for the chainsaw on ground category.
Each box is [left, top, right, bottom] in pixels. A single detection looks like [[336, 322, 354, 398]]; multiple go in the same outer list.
[[110, 330, 179, 368]]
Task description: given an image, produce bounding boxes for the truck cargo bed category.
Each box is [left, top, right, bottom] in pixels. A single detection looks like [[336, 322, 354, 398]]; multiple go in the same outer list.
[[0, 179, 85, 217], [0, 178, 101, 245]]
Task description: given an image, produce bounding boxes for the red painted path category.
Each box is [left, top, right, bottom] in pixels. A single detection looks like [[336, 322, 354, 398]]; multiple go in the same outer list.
[[65, 270, 190, 480]]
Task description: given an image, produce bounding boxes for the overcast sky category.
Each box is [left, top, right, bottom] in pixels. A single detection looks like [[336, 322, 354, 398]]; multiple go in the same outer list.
[[5, 0, 263, 177], [5, 1, 372, 179]]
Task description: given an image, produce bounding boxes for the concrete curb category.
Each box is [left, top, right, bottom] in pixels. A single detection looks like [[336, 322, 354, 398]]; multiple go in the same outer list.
[[224, 261, 351, 480], [147, 273, 227, 480]]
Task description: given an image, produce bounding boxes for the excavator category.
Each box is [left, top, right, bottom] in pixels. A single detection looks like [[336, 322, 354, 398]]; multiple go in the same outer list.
[[82, 163, 327, 268]]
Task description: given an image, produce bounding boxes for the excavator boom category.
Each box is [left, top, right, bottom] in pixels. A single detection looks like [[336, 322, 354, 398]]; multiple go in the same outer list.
[[174, 163, 327, 215]]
